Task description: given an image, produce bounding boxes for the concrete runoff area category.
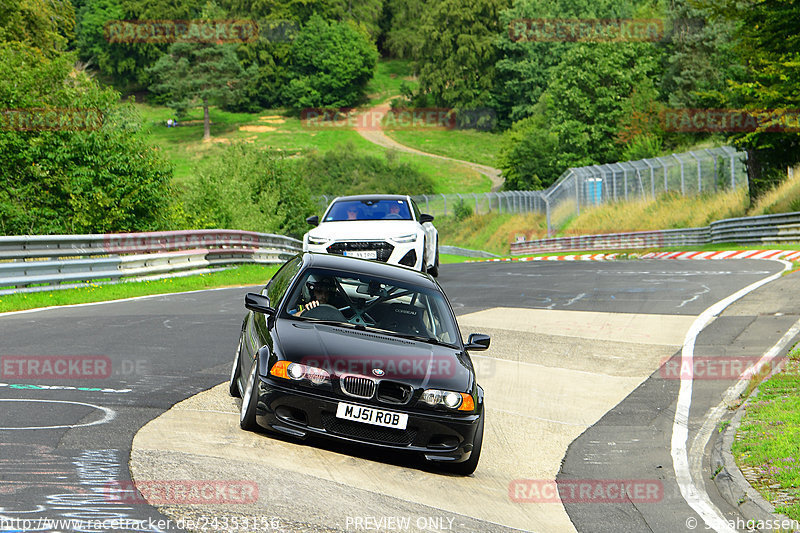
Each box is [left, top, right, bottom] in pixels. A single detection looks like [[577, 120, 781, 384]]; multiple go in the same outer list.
[[130, 308, 697, 532]]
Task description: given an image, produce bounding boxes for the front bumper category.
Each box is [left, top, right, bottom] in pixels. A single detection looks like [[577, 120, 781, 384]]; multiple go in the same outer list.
[[254, 377, 481, 463], [305, 240, 424, 271]]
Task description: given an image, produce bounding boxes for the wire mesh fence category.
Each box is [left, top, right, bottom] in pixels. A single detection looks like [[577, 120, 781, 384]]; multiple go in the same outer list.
[[315, 146, 748, 236]]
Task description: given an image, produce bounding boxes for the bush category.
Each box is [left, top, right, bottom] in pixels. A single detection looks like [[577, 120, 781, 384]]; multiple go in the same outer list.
[[178, 143, 314, 238], [453, 199, 473, 221], [0, 42, 173, 235], [297, 148, 435, 197], [283, 15, 378, 111]]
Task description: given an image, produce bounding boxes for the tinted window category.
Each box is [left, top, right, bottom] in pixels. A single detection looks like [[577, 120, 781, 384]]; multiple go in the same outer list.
[[282, 268, 459, 346], [324, 199, 412, 221], [266, 256, 302, 306]]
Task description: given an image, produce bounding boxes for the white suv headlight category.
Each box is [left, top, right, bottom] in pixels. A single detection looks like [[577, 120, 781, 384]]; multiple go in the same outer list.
[[307, 235, 329, 246], [390, 233, 418, 243]]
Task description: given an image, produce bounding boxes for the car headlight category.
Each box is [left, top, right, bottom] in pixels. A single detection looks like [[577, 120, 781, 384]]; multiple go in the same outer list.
[[420, 389, 474, 411], [307, 235, 329, 246], [390, 233, 418, 243], [270, 361, 331, 386]]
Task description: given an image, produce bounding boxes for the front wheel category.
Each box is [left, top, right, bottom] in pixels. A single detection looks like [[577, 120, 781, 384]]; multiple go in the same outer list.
[[239, 361, 259, 431], [441, 410, 483, 476]]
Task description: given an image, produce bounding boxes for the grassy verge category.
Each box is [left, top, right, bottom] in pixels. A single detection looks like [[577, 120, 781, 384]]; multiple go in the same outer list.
[[732, 346, 800, 521], [383, 128, 504, 168], [0, 264, 279, 314]]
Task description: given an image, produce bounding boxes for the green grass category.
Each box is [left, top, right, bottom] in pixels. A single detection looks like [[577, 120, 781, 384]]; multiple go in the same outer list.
[[732, 345, 800, 521], [0, 264, 279, 313], [366, 59, 418, 105], [135, 102, 489, 193], [384, 128, 504, 168]]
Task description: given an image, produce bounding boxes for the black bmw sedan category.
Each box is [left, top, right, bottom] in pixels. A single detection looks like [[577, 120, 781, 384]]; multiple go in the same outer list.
[[229, 252, 490, 475]]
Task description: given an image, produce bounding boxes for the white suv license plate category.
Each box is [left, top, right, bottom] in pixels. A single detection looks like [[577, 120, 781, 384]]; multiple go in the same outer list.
[[336, 402, 408, 430], [344, 250, 378, 259]]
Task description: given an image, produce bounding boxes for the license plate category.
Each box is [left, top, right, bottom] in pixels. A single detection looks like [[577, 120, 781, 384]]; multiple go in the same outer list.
[[336, 402, 408, 430], [344, 250, 377, 259]]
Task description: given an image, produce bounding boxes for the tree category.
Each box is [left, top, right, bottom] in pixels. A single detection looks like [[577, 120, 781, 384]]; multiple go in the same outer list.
[[283, 15, 378, 110], [0, 0, 74, 55], [492, 0, 636, 127], [412, 0, 510, 110], [382, 0, 427, 58], [696, 0, 800, 201], [148, 41, 244, 140], [0, 42, 173, 235], [498, 104, 561, 190], [499, 41, 662, 189], [181, 143, 314, 238]]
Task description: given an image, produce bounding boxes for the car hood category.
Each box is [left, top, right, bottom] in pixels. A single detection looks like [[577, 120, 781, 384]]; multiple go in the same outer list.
[[308, 220, 421, 241], [274, 320, 472, 391]]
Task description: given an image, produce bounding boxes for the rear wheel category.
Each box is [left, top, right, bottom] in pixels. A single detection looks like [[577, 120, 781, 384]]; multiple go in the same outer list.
[[239, 362, 259, 430], [441, 410, 483, 476]]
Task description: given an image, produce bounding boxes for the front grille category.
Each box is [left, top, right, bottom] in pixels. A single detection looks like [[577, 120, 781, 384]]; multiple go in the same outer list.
[[321, 413, 417, 445], [377, 381, 414, 404], [327, 241, 394, 262], [341, 375, 376, 399]]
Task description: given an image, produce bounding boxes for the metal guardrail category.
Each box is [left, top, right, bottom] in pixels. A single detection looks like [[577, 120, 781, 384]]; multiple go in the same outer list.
[[510, 212, 800, 254], [0, 230, 302, 294]]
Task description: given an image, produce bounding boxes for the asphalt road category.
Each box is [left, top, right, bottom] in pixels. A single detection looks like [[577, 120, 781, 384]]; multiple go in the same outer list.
[[0, 259, 795, 533]]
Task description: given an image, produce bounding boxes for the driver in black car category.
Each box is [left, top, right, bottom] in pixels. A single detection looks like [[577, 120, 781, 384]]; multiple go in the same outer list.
[[292, 277, 337, 315]]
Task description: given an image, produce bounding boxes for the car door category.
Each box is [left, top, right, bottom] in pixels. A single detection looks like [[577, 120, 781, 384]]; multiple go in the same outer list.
[[242, 256, 302, 378]]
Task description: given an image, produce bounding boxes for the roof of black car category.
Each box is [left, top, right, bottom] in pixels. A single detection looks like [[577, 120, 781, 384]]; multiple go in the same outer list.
[[302, 252, 437, 288]]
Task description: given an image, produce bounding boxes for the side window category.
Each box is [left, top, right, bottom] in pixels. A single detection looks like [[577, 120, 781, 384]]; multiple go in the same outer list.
[[410, 200, 421, 221], [266, 257, 302, 306]]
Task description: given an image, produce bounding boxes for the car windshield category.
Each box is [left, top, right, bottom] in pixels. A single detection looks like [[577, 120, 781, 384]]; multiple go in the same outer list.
[[282, 268, 459, 346], [324, 199, 412, 222]]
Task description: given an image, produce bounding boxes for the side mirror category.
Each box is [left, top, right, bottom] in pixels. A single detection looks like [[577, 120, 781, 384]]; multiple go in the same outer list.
[[419, 213, 434, 224], [306, 215, 319, 227], [464, 333, 490, 351], [245, 293, 275, 315]]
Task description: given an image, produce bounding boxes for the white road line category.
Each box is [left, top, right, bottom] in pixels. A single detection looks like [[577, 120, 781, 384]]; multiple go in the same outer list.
[[0, 398, 116, 430], [688, 318, 800, 527], [671, 259, 792, 532]]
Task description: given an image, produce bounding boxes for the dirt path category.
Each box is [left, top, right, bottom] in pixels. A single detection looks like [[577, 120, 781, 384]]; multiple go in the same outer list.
[[354, 100, 504, 192]]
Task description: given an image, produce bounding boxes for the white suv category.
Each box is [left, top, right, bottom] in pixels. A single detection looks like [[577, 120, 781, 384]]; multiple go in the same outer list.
[[303, 195, 439, 277]]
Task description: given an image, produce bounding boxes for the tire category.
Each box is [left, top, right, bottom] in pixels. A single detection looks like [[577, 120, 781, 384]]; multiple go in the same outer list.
[[239, 361, 259, 431], [228, 337, 243, 398], [428, 248, 440, 278], [441, 410, 484, 476]]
